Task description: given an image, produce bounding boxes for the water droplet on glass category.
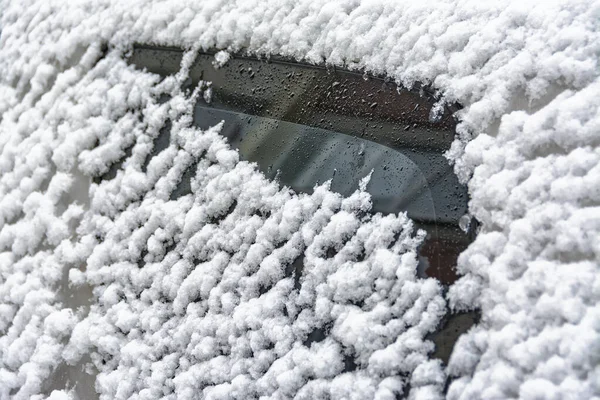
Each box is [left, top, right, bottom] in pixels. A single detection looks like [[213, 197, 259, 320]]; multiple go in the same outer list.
[[459, 214, 471, 233], [358, 142, 366, 156]]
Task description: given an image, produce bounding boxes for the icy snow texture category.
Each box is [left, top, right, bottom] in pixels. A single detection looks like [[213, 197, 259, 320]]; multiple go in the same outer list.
[[0, 0, 599, 399]]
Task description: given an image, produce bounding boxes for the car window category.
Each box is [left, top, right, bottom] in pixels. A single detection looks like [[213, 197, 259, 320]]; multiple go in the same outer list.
[[128, 45, 475, 285]]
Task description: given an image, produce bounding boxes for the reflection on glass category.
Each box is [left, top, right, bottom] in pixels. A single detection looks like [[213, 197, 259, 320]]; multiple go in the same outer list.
[[195, 106, 438, 222]]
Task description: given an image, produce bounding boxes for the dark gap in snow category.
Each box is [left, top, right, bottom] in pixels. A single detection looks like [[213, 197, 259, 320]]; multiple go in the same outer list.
[[137, 248, 148, 268], [325, 246, 337, 259], [221, 199, 237, 220], [157, 93, 172, 104], [57, 166, 91, 214], [416, 254, 430, 280], [343, 353, 358, 372], [142, 119, 172, 173], [416, 222, 472, 285], [249, 207, 272, 222], [130, 44, 184, 78], [189, 290, 202, 304], [4, 208, 25, 226], [270, 235, 288, 250], [98, 350, 115, 368], [264, 340, 275, 350], [284, 254, 305, 290], [93, 232, 104, 244], [429, 310, 480, 365], [207, 199, 238, 225], [325, 231, 355, 259], [30, 66, 60, 106], [303, 322, 332, 347], [91, 136, 100, 150], [259, 209, 271, 219], [93, 144, 134, 184], [258, 281, 272, 296], [354, 248, 366, 262], [354, 209, 369, 221], [192, 252, 208, 267], [170, 158, 199, 200], [99, 42, 110, 60], [283, 258, 295, 277], [349, 297, 366, 309], [181, 76, 194, 92], [161, 241, 177, 261], [0, 306, 15, 336], [42, 354, 99, 400], [393, 222, 411, 242], [17, 81, 31, 103], [39, 161, 57, 193], [399, 380, 411, 400], [60, 266, 93, 318]]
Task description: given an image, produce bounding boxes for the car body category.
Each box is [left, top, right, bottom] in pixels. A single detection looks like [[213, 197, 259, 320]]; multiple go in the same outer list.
[[0, 2, 599, 400]]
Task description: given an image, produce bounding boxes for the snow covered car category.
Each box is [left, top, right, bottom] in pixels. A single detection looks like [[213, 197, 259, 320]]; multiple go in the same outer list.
[[0, 2, 599, 400], [126, 45, 476, 285]]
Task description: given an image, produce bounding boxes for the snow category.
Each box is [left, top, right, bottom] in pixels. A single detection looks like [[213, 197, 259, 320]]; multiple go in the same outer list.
[[0, 0, 599, 399], [212, 51, 231, 69]]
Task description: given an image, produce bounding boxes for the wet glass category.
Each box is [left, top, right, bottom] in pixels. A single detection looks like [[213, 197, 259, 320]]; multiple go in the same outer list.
[[128, 45, 475, 284]]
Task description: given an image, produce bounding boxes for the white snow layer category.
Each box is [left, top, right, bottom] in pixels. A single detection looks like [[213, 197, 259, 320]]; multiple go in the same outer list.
[[0, 0, 599, 399]]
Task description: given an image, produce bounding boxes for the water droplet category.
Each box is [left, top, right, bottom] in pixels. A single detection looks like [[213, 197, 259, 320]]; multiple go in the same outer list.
[[459, 214, 471, 233]]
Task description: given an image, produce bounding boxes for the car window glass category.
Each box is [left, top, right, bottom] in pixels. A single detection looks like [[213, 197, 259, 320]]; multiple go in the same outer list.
[[128, 45, 475, 285]]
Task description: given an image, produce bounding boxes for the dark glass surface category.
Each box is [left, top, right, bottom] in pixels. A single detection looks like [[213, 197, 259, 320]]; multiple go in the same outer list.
[[194, 106, 437, 221], [127, 45, 475, 285]]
